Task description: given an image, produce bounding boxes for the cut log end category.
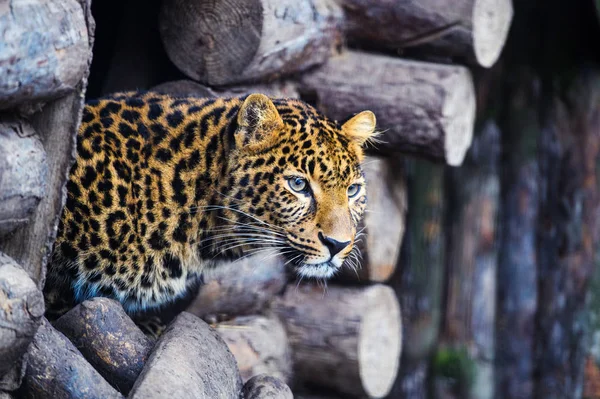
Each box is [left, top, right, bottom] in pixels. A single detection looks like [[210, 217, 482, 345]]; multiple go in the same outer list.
[[273, 284, 402, 398], [442, 67, 477, 166], [159, 0, 263, 84], [473, 0, 514, 67], [358, 286, 402, 398]]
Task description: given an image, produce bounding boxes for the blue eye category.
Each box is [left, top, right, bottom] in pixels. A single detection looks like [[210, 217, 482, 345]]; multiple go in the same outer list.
[[288, 177, 308, 193], [348, 184, 361, 198]]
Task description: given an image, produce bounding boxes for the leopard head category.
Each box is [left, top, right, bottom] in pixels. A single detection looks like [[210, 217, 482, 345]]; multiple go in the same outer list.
[[221, 94, 376, 279]]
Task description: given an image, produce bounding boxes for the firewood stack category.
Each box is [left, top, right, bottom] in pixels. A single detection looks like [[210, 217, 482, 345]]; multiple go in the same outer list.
[[0, 0, 513, 397]]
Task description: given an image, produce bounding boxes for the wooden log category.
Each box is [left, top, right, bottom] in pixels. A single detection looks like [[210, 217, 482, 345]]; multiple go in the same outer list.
[[240, 374, 293, 399], [439, 121, 500, 399], [187, 255, 287, 320], [53, 298, 153, 395], [129, 312, 242, 399], [0, 0, 95, 287], [159, 0, 343, 85], [495, 71, 539, 399], [20, 319, 123, 399], [534, 70, 600, 399], [0, 253, 45, 391], [0, 0, 91, 109], [336, 156, 406, 283], [339, 0, 513, 68], [0, 0, 95, 288], [299, 51, 476, 166], [151, 80, 300, 99], [0, 119, 48, 237], [387, 159, 445, 399], [215, 315, 292, 383], [272, 284, 401, 398]]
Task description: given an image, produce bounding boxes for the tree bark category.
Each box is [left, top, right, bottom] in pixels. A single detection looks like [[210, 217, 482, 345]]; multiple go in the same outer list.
[[240, 375, 293, 399], [438, 121, 500, 399], [19, 319, 123, 399], [387, 159, 445, 399], [53, 298, 153, 395], [0, 254, 45, 392], [129, 312, 242, 399], [187, 255, 287, 320], [0, 119, 47, 237], [0, 0, 91, 109], [298, 51, 476, 166], [159, 0, 343, 86], [215, 315, 292, 384], [534, 70, 600, 399], [336, 156, 407, 283], [0, 0, 95, 287], [494, 69, 540, 399], [272, 283, 401, 398], [339, 0, 513, 68]]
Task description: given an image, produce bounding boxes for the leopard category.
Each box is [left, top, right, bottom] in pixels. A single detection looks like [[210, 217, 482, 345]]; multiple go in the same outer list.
[[43, 91, 376, 324]]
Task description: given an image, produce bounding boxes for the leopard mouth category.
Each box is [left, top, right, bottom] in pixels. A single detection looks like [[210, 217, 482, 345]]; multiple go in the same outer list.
[[282, 250, 341, 279]]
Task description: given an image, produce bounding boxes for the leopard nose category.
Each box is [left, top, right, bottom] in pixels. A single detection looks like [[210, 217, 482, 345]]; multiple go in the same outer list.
[[318, 232, 350, 257]]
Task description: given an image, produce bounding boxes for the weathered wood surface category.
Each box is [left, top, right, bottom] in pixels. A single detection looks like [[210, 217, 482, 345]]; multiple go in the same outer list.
[[440, 121, 500, 399], [0, 0, 95, 286], [129, 312, 242, 399], [299, 51, 476, 166], [534, 71, 600, 399], [240, 374, 293, 399], [20, 319, 123, 399], [159, 0, 343, 85], [53, 298, 153, 395], [187, 255, 287, 320], [272, 284, 401, 398], [0, 253, 45, 391], [339, 0, 513, 67], [215, 315, 291, 383], [151, 80, 299, 99], [337, 156, 406, 283], [0, 0, 91, 108], [495, 71, 539, 399], [387, 159, 445, 399], [0, 119, 47, 236]]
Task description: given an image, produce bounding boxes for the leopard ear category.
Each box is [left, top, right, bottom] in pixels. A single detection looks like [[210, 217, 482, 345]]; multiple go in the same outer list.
[[236, 93, 284, 148], [341, 111, 377, 146]]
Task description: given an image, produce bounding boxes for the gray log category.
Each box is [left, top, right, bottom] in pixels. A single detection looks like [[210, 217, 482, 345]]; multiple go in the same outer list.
[[299, 51, 476, 166], [159, 0, 343, 85], [0, 0, 95, 287], [0, 0, 91, 108], [129, 312, 242, 399], [151, 80, 300, 99], [215, 315, 292, 383], [0, 119, 47, 236], [187, 255, 288, 320], [337, 156, 407, 283], [0, 253, 44, 391], [272, 284, 402, 398], [340, 0, 513, 67], [53, 298, 153, 395], [20, 319, 123, 399], [240, 374, 293, 399]]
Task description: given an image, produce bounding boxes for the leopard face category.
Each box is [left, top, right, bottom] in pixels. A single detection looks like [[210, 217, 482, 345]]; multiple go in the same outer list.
[[44, 92, 375, 318], [221, 94, 376, 279]]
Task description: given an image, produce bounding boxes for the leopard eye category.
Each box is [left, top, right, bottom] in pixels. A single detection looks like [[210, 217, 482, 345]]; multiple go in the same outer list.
[[288, 177, 308, 193], [348, 184, 361, 198]]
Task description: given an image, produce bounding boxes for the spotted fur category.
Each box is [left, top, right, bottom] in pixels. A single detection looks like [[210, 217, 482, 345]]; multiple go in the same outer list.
[[44, 91, 376, 319]]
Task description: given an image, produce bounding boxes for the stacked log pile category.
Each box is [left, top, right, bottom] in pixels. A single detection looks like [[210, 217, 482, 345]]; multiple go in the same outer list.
[[0, 0, 515, 397], [0, 0, 95, 395]]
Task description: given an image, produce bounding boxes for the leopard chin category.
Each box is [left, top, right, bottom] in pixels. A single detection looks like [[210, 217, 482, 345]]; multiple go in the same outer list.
[[296, 262, 339, 279]]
